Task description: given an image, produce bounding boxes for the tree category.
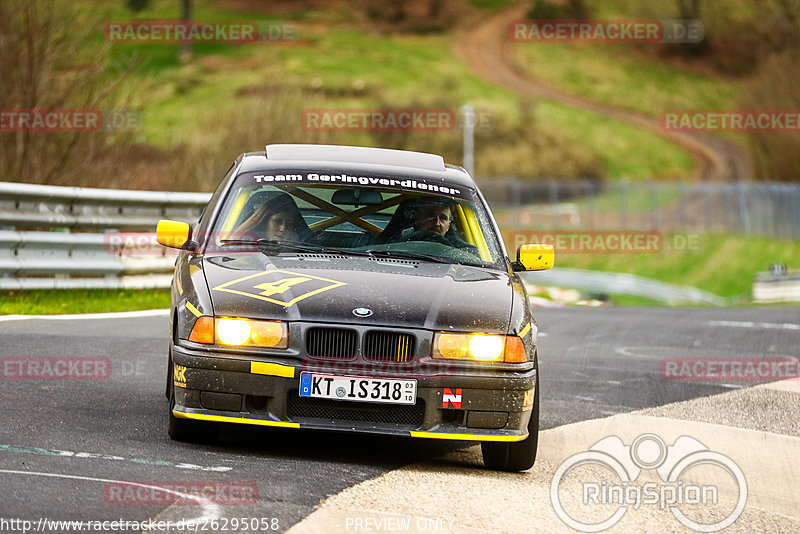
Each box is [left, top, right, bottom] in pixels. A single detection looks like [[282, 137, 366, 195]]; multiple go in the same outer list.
[[0, 0, 134, 185], [675, 0, 701, 19], [180, 0, 192, 61]]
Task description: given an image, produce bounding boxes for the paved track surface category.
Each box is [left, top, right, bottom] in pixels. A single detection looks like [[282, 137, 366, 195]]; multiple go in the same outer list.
[[0, 307, 797, 531]]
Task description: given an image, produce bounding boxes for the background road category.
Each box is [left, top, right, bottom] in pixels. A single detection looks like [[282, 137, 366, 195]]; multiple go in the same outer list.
[[455, 3, 752, 182], [0, 307, 797, 531]]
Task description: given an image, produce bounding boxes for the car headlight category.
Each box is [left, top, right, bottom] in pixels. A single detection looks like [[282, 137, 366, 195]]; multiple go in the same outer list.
[[432, 332, 527, 363], [188, 316, 288, 348]]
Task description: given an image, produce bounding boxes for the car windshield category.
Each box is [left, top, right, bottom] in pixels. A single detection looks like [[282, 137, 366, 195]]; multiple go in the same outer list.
[[208, 171, 505, 269]]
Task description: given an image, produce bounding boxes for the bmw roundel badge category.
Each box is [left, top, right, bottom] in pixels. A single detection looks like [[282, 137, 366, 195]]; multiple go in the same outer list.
[[352, 307, 373, 317]]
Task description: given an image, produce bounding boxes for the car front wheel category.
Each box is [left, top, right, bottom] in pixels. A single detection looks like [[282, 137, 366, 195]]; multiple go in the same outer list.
[[481, 366, 539, 472], [168, 389, 220, 443]]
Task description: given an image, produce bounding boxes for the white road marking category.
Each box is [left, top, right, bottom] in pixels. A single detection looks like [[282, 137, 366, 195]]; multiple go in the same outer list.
[[614, 346, 653, 358], [0, 469, 220, 527], [707, 320, 800, 331], [0, 309, 168, 322], [0, 444, 231, 472]]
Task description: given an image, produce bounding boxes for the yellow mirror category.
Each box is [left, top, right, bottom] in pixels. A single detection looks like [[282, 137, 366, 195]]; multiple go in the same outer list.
[[518, 244, 554, 271], [156, 220, 191, 249]]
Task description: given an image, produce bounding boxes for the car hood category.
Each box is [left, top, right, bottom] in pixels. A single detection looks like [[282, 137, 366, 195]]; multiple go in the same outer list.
[[202, 254, 514, 333]]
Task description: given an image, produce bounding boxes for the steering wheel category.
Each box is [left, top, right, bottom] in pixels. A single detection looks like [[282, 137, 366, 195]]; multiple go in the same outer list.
[[404, 230, 451, 246]]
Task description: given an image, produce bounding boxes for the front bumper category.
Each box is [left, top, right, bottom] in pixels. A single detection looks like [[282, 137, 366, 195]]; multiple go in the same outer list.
[[171, 344, 536, 442]]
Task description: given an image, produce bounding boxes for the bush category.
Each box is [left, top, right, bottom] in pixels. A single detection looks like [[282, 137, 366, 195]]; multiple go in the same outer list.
[[368, 98, 604, 180], [739, 49, 800, 182]]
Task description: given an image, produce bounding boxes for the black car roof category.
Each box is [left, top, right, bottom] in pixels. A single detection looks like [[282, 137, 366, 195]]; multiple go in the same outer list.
[[234, 144, 477, 190]]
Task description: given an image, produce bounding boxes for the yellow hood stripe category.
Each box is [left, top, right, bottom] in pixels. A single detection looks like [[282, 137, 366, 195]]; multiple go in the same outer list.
[[519, 323, 531, 338], [185, 301, 202, 318]]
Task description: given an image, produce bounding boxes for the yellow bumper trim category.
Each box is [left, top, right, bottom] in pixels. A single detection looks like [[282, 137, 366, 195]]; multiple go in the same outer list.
[[410, 431, 527, 442], [173, 410, 300, 429], [250, 361, 295, 378]]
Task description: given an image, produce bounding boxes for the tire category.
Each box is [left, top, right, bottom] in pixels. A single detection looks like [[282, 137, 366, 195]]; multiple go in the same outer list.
[[481, 367, 540, 472], [165, 346, 173, 400], [167, 388, 220, 443]]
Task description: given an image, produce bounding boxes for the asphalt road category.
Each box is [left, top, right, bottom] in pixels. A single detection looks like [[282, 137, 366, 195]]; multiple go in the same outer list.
[[0, 307, 797, 532]]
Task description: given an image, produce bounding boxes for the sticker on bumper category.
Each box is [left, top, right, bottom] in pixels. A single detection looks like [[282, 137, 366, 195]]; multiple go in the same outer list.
[[442, 387, 462, 408], [173, 364, 187, 388]]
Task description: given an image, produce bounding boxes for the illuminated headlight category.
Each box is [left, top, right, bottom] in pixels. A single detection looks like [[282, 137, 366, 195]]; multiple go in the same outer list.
[[189, 316, 288, 348], [216, 318, 251, 345], [432, 333, 527, 363]]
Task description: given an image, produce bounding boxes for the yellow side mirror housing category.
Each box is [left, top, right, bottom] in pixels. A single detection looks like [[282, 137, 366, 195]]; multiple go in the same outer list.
[[517, 244, 554, 271], [156, 220, 191, 249]]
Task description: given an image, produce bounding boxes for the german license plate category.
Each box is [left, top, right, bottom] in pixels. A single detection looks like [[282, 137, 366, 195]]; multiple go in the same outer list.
[[299, 372, 417, 405]]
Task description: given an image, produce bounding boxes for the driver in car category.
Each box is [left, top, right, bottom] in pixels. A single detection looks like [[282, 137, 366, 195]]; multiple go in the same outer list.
[[413, 200, 452, 237], [403, 198, 479, 256]]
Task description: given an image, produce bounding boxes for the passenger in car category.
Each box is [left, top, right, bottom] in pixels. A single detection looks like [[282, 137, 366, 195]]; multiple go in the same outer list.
[[236, 192, 309, 241]]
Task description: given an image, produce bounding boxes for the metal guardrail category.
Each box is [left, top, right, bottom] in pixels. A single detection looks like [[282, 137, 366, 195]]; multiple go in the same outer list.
[[480, 179, 800, 240], [0, 181, 209, 230], [753, 271, 800, 304], [0, 181, 209, 290], [0, 181, 745, 303]]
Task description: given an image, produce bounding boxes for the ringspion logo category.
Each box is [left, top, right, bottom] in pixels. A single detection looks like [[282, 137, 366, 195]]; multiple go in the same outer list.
[[551, 433, 746, 532]]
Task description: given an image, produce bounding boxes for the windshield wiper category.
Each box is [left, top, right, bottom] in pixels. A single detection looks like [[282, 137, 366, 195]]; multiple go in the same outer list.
[[219, 239, 458, 264], [218, 239, 321, 254], [218, 239, 376, 257], [363, 249, 454, 264]]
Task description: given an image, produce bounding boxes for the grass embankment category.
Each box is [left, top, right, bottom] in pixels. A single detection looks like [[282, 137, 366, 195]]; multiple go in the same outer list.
[[0, 290, 170, 315], [553, 234, 800, 300], [77, 0, 694, 183], [512, 0, 751, 149], [514, 39, 739, 118]]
